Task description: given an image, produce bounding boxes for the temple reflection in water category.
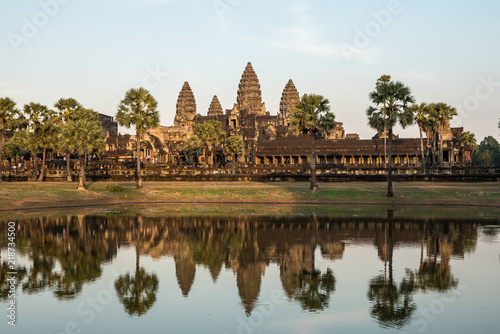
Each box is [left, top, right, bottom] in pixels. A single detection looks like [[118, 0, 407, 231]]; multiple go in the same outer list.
[[1, 211, 486, 326]]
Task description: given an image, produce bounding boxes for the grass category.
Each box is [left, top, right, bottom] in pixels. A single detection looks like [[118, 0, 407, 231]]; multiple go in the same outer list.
[[0, 181, 499, 213]]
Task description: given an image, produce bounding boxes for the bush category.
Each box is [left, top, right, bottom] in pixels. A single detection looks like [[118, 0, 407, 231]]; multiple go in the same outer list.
[[105, 184, 127, 192]]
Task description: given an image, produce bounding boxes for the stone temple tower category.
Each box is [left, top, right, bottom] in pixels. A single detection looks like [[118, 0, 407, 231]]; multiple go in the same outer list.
[[174, 81, 196, 127], [207, 95, 223, 117], [278, 79, 300, 126], [235, 62, 266, 115]]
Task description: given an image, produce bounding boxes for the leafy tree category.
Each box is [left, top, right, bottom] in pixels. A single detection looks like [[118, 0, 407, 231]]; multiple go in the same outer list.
[[183, 135, 202, 165], [409, 102, 430, 172], [54, 98, 82, 182], [0, 97, 24, 181], [59, 108, 105, 190], [291, 94, 336, 192], [366, 77, 415, 197], [116, 87, 160, 188], [223, 136, 245, 174], [22, 102, 54, 181], [461, 131, 477, 164], [193, 120, 226, 167], [428, 102, 457, 166], [473, 136, 500, 167], [35, 110, 59, 182]]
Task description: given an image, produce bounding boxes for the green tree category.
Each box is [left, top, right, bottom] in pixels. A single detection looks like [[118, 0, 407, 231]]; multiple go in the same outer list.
[[366, 77, 415, 197], [474, 136, 500, 167], [409, 102, 430, 173], [22, 102, 54, 181], [193, 120, 226, 167], [59, 108, 105, 190], [291, 94, 336, 192], [0, 97, 23, 181], [223, 136, 245, 174], [36, 110, 59, 182], [116, 88, 160, 188], [54, 98, 82, 182], [428, 102, 457, 167], [461, 131, 477, 164]]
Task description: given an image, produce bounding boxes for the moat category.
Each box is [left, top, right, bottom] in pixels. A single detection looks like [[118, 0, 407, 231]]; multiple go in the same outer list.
[[1, 206, 499, 333]]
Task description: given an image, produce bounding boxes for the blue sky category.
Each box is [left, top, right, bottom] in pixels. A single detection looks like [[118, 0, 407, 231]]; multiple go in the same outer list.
[[1, 0, 499, 141]]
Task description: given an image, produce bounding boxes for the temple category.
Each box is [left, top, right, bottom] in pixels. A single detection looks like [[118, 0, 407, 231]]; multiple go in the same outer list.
[[103, 62, 473, 170]]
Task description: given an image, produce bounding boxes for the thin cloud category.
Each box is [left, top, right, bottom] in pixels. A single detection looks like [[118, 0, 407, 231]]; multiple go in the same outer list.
[[0, 82, 25, 96]]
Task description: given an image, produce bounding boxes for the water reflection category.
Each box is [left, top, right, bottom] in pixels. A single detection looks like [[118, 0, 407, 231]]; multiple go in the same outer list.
[[0, 211, 495, 330]]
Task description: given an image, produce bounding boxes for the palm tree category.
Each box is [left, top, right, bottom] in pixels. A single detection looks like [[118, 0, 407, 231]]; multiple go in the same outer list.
[[461, 131, 477, 164], [59, 108, 105, 190], [410, 103, 430, 173], [35, 110, 59, 182], [116, 88, 160, 189], [193, 120, 226, 167], [0, 97, 22, 181], [54, 98, 82, 182], [366, 78, 415, 197], [22, 102, 53, 181], [430, 102, 457, 167], [290, 94, 336, 192], [223, 136, 245, 174], [292, 268, 336, 312]]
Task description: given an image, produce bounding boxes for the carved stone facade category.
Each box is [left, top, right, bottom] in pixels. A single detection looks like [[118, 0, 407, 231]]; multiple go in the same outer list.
[[102, 62, 473, 168]]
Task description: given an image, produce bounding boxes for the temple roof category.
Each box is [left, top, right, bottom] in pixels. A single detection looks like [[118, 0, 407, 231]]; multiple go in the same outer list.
[[174, 81, 196, 127], [236, 62, 266, 115]]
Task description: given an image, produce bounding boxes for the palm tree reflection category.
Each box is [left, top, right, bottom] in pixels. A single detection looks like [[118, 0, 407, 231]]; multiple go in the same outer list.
[[367, 210, 416, 328], [115, 214, 159, 317], [292, 268, 336, 312]]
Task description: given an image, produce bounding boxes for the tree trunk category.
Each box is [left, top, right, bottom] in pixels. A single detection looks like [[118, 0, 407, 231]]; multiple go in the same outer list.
[[77, 154, 86, 190], [202, 146, 207, 167], [232, 154, 236, 175], [38, 148, 46, 182], [310, 134, 318, 192], [0, 130, 4, 182], [439, 124, 444, 167], [136, 132, 143, 189], [419, 125, 426, 174], [383, 126, 387, 168], [32, 150, 38, 182], [387, 128, 394, 197], [210, 149, 215, 167], [66, 152, 72, 182]]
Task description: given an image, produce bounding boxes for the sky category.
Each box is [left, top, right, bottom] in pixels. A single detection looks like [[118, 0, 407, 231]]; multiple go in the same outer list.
[[1, 0, 499, 141]]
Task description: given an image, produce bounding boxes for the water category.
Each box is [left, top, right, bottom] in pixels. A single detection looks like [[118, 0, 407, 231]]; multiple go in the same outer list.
[[1, 207, 499, 334]]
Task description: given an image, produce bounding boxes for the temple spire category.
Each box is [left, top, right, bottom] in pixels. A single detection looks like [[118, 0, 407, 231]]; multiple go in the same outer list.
[[236, 62, 266, 115], [278, 79, 300, 126], [207, 95, 223, 117], [174, 81, 196, 127]]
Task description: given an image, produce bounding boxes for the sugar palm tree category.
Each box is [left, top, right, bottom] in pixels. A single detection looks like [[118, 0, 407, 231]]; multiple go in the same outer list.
[[431, 102, 457, 167], [409, 102, 430, 173], [291, 94, 336, 192], [59, 108, 105, 190], [0, 97, 23, 181], [54, 98, 82, 182], [366, 78, 415, 197], [36, 110, 59, 182], [116, 88, 160, 189], [223, 135, 245, 174]]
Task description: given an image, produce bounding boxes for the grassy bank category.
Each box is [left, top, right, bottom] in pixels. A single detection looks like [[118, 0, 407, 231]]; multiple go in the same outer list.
[[0, 181, 499, 212]]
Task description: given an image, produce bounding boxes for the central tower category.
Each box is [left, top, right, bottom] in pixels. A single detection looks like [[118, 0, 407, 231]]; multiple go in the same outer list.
[[235, 62, 266, 115]]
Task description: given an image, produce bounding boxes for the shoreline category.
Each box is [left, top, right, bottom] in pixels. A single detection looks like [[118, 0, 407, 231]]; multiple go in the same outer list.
[[1, 181, 499, 212]]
